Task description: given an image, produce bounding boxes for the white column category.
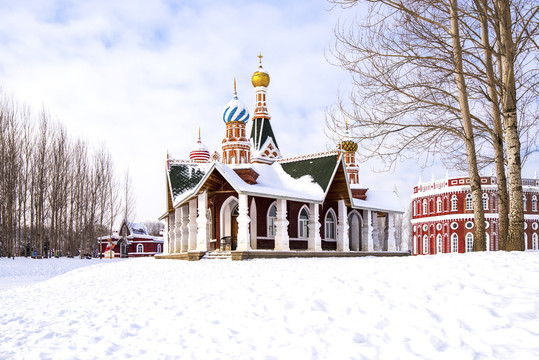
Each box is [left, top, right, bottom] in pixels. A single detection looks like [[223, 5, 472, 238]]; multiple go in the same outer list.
[[169, 213, 176, 254], [274, 199, 290, 251], [174, 207, 182, 253], [163, 215, 170, 254], [362, 210, 374, 251], [336, 200, 349, 251], [372, 211, 379, 250], [188, 198, 198, 251], [180, 205, 189, 252], [236, 193, 251, 251], [387, 213, 397, 251], [250, 199, 257, 250], [196, 192, 209, 251], [308, 203, 322, 251]]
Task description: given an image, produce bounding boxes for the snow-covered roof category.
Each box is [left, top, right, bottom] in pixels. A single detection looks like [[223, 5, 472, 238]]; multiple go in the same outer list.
[[172, 153, 342, 207], [167, 161, 212, 203], [353, 190, 404, 213], [127, 222, 148, 235]]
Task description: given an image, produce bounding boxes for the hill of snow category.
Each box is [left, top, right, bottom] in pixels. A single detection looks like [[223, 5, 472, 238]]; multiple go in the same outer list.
[[1, 253, 538, 359]]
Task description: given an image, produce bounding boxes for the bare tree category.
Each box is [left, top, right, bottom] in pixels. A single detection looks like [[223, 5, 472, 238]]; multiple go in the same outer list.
[[328, 0, 538, 251], [122, 169, 136, 225]]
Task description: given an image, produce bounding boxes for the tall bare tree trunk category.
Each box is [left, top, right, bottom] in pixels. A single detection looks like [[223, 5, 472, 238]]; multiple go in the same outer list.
[[494, 0, 524, 251], [475, 0, 509, 251], [450, 0, 486, 251]]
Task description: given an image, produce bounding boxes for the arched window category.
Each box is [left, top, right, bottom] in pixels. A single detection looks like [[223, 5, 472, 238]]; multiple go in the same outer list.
[[466, 233, 473, 252], [485, 233, 490, 251], [533, 196, 538, 212], [451, 233, 458, 253], [157, 244, 162, 253], [298, 206, 309, 238], [436, 197, 442, 213], [523, 195, 527, 211], [423, 235, 428, 254], [429, 199, 435, 213], [482, 193, 489, 210], [137, 243, 143, 253], [451, 195, 458, 211], [267, 203, 277, 237], [465, 194, 473, 210], [423, 199, 428, 214], [325, 209, 336, 240], [533, 233, 538, 250], [437, 234, 442, 254]]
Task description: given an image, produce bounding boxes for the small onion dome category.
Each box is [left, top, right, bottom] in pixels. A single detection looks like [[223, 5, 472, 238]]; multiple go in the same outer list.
[[223, 95, 250, 123], [251, 52, 270, 87], [189, 138, 210, 163], [341, 139, 358, 153], [251, 66, 270, 87]]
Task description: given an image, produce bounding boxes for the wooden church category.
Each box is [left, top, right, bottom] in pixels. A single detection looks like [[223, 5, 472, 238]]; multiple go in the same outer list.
[[157, 55, 405, 260]]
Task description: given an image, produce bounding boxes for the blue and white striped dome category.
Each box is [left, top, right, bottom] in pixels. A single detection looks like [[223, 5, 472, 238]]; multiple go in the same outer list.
[[223, 95, 250, 123]]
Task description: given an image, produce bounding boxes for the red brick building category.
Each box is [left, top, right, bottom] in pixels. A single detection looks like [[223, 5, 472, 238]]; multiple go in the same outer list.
[[411, 175, 539, 254], [98, 221, 164, 258]]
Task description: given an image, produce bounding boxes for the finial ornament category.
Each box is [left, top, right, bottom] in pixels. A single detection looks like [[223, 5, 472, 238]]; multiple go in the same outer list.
[[198, 127, 201, 141], [233, 77, 237, 97], [258, 52, 263, 66]]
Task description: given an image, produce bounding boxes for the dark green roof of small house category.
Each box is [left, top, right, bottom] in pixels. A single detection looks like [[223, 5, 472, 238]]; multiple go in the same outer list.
[[250, 117, 279, 150], [280, 154, 339, 192], [168, 163, 207, 199]]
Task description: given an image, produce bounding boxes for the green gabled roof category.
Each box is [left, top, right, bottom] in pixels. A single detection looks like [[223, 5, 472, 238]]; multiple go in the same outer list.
[[168, 163, 207, 199], [280, 154, 339, 192], [250, 117, 279, 150]]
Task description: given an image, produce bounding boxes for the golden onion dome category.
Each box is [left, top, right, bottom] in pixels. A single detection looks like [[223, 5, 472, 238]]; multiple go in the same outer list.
[[341, 140, 358, 153], [251, 53, 270, 87]]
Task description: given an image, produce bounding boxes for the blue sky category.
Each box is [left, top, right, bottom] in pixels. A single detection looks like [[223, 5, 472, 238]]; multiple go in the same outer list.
[[1, 0, 535, 222]]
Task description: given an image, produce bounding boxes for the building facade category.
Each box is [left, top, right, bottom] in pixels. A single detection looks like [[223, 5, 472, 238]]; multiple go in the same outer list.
[[98, 221, 164, 258], [158, 55, 405, 260], [411, 175, 539, 255]]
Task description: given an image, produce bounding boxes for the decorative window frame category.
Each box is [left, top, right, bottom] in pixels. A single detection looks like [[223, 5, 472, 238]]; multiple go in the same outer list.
[[325, 208, 337, 240], [533, 196, 538, 212], [137, 243, 144, 253], [267, 202, 277, 238], [423, 235, 428, 254], [533, 233, 538, 250], [465, 193, 473, 210], [482, 193, 489, 210], [298, 205, 310, 239], [466, 233, 473, 252], [451, 195, 458, 212], [450, 222, 458, 230], [451, 233, 458, 253], [436, 234, 442, 254], [423, 199, 428, 215], [465, 221, 474, 229], [436, 197, 442, 213], [523, 195, 527, 211]]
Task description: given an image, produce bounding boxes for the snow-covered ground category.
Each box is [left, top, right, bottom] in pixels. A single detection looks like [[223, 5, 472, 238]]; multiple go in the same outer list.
[[1, 253, 538, 359]]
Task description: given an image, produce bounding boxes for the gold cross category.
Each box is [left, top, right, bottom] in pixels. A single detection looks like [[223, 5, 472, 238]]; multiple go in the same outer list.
[[258, 52, 263, 64]]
